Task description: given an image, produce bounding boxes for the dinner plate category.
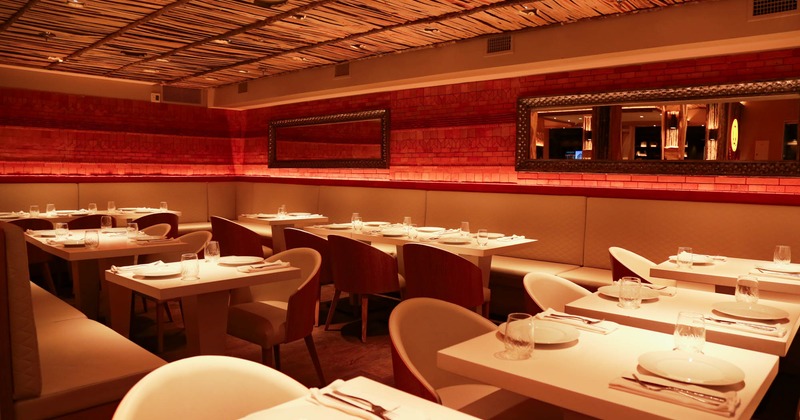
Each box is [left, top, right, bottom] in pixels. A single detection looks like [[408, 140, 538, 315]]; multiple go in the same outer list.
[[364, 221, 390, 227], [218, 255, 265, 266], [712, 301, 790, 321], [381, 229, 406, 237], [288, 212, 312, 217], [755, 262, 800, 274], [473, 232, 504, 239], [0, 213, 18, 219], [416, 227, 445, 233], [62, 240, 86, 248], [134, 265, 182, 278], [324, 223, 351, 230], [638, 350, 745, 386], [597, 285, 660, 300], [497, 320, 580, 345], [438, 237, 471, 245], [32, 230, 56, 237], [668, 254, 715, 265], [256, 213, 278, 219]]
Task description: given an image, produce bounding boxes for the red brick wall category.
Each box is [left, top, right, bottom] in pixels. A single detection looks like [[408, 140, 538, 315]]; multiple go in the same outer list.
[[2, 48, 800, 195]]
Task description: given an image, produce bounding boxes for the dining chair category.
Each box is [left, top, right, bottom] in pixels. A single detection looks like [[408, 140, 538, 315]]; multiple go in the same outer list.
[[325, 235, 404, 343], [133, 212, 179, 238], [389, 297, 562, 419], [8, 218, 57, 294], [522, 272, 590, 313], [67, 214, 114, 230], [402, 243, 489, 317], [140, 223, 171, 237], [112, 355, 309, 420], [283, 227, 332, 324], [210, 216, 270, 258], [137, 230, 212, 353], [227, 247, 325, 385], [609, 246, 673, 286]]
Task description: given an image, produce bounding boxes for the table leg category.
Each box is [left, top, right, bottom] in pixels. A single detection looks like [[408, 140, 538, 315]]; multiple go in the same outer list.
[[70, 260, 100, 319], [105, 281, 132, 337], [181, 290, 231, 355], [272, 225, 287, 253], [463, 255, 493, 289]]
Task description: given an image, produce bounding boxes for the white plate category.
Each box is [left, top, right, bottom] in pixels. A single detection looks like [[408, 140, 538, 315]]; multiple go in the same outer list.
[[256, 213, 278, 219], [62, 240, 86, 248], [439, 237, 471, 245], [134, 265, 182, 278], [0, 213, 18, 219], [324, 223, 352, 230], [597, 285, 660, 300], [33, 230, 56, 237], [668, 254, 715, 265], [712, 301, 790, 321], [364, 221, 390, 227], [218, 256, 265, 266], [638, 350, 745, 386], [497, 320, 579, 345], [755, 262, 800, 274], [417, 226, 445, 233], [381, 229, 406, 237], [288, 212, 312, 217]]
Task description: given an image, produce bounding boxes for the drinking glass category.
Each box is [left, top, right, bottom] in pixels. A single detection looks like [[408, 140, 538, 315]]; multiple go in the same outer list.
[[126, 222, 139, 241], [205, 240, 221, 263], [351, 213, 363, 233], [29, 205, 39, 218], [674, 312, 705, 353], [84, 230, 99, 248], [500, 313, 534, 360], [278, 204, 287, 218], [100, 215, 113, 232], [460, 221, 470, 237], [735, 275, 759, 305], [407, 224, 418, 240], [774, 245, 791, 265], [107, 201, 116, 213], [46, 203, 56, 217], [54, 222, 69, 241], [403, 216, 412, 234], [477, 229, 489, 247], [87, 202, 97, 214], [676, 246, 693, 269], [617, 276, 642, 309], [180, 253, 200, 281], [160, 201, 169, 212]]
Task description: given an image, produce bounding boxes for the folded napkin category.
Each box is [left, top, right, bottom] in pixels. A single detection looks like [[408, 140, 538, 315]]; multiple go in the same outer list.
[[110, 261, 164, 273], [135, 237, 175, 245], [236, 260, 290, 273], [748, 269, 800, 281], [704, 316, 787, 337], [496, 234, 525, 242], [643, 283, 678, 297], [535, 308, 619, 334], [609, 372, 739, 417], [307, 379, 422, 420]]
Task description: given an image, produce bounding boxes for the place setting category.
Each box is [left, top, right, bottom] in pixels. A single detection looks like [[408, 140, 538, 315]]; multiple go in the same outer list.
[[669, 246, 725, 268], [493, 312, 581, 361], [749, 245, 800, 280], [534, 308, 619, 335], [706, 275, 790, 337]]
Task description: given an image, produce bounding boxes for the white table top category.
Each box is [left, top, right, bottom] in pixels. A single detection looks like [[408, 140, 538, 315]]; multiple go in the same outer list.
[[437, 324, 777, 420], [651, 257, 800, 295], [104, 260, 300, 301], [238, 213, 328, 226], [1, 209, 182, 223], [242, 376, 479, 420], [25, 229, 191, 261], [565, 288, 800, 356]]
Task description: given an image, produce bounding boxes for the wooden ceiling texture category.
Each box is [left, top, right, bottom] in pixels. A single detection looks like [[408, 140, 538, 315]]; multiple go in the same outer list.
[[0, 0, 701, 89]]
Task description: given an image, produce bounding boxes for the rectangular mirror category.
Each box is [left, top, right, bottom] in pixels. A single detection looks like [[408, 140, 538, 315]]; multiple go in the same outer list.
[[269, 109, 390, 168]]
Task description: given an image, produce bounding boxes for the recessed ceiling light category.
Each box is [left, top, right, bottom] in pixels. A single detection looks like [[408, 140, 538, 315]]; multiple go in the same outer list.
[[156, 58, 170, 63], [143, 69, 160, 74], [204, 77, 218, 81], [39, 31, 56, 40], [291, 14, 306, 20], [212, 39, 231, 45], [350, 43, 366, 50], [237, 69, 249, 73], [292, 56, 309, 61], [65, 0, 84, 8], [47, 56, 64, 62], [423, 27, 440, 33]]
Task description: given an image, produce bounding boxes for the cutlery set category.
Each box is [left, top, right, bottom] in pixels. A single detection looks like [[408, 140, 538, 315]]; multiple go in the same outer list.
[[623, 374, 728, 405], [322, 390, 393, 419], [703, 316, 777, 331]]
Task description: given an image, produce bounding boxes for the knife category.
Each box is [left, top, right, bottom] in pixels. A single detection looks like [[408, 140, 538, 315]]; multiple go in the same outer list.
[[623, 374, 728, 404], [703, 316, 777, 331]]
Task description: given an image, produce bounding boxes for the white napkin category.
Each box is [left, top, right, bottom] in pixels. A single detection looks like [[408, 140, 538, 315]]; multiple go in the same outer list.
[[535, 308, 619, 334], [748, 269, 800, 281], [307, 379, 423, 420], [705, 316, 787, 337], [110, 261, 163, 273], [135, 237, 175, 244], [609, 372, 739, 417], [236, 260, 290, 273], [643, 283, 678, 297]]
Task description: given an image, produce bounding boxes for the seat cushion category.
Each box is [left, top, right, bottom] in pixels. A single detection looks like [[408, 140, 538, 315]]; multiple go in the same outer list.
[[15, 318, 166, 420], [30, 282, 86, 324], [558, 267, 613, 290], [491, 256, 579, 277], [227, 301, 288, 348]]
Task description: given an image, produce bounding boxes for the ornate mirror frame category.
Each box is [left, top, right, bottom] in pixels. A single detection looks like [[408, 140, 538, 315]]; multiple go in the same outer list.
[[268, 109, 390, 169], [516, 79, 800, 176]]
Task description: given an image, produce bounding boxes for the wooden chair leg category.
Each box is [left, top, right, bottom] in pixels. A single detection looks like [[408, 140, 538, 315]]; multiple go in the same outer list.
[[305, 335, 326, 385], [273, 344, 281, 370], [361, 295, 369, 343], [324, 289, 341, 331]]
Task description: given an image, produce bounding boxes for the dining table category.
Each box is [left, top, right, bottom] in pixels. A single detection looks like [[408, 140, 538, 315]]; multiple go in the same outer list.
[[238, 213, 328, 252], [241, 376, 479, 419], [437, 323, 778, 419], [105, 258, 300, 356], [25, 228, 192, 319], [0, 208, 182, 227], [651, 256, 800, 297], [565, 287, 800, 356], [305, 222, 536, 288]]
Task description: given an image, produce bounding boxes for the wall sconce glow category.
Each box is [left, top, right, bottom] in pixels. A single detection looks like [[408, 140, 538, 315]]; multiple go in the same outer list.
[[731, 118, 739, 152]]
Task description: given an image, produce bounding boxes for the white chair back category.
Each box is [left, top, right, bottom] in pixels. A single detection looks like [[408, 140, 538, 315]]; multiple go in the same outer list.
[[140, 223, 170, 237], [523, 272, 590, 312], [609, 246, 675, 286], [232, 247, 321, 304]]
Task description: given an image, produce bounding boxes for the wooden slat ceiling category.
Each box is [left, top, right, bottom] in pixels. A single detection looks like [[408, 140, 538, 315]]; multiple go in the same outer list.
[[0, 0, 703, 89]]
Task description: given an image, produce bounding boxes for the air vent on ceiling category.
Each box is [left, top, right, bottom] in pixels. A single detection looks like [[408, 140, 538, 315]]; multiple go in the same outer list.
[[334, 63, 350, 78], [486, 34, 512, 54], [161, 86, 203, 106], [238, 82, 248, 94], [751, 0, 797, 16]]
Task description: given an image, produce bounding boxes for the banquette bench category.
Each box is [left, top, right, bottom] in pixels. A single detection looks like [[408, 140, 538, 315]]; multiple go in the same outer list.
[[0, 222, 166, 419]]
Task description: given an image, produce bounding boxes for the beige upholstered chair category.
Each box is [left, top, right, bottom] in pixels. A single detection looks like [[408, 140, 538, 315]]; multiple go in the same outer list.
[[389, 298, 562, 419], [523, 272, 590, 313], [133, 212, 179, 238], [210, 215, 271, 258], [113, 355, 309, 420], [609, 246, 674, 286], [140, 223, 171, 237], [227, 247, 325, 385]]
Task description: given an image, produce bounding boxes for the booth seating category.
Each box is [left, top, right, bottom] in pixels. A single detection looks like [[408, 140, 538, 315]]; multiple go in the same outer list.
[[0, 222, 166, 419]]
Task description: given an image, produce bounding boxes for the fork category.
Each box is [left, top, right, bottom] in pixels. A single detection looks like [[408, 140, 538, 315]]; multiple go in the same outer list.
[[628, 374, 726, 405], [546, 313, 603, 324], [333, 390, 392, 419]]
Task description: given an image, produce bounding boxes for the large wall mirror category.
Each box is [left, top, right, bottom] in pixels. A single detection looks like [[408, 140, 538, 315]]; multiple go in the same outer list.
[[269, 109, 390, 168], [516, 79, 800, 176]]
